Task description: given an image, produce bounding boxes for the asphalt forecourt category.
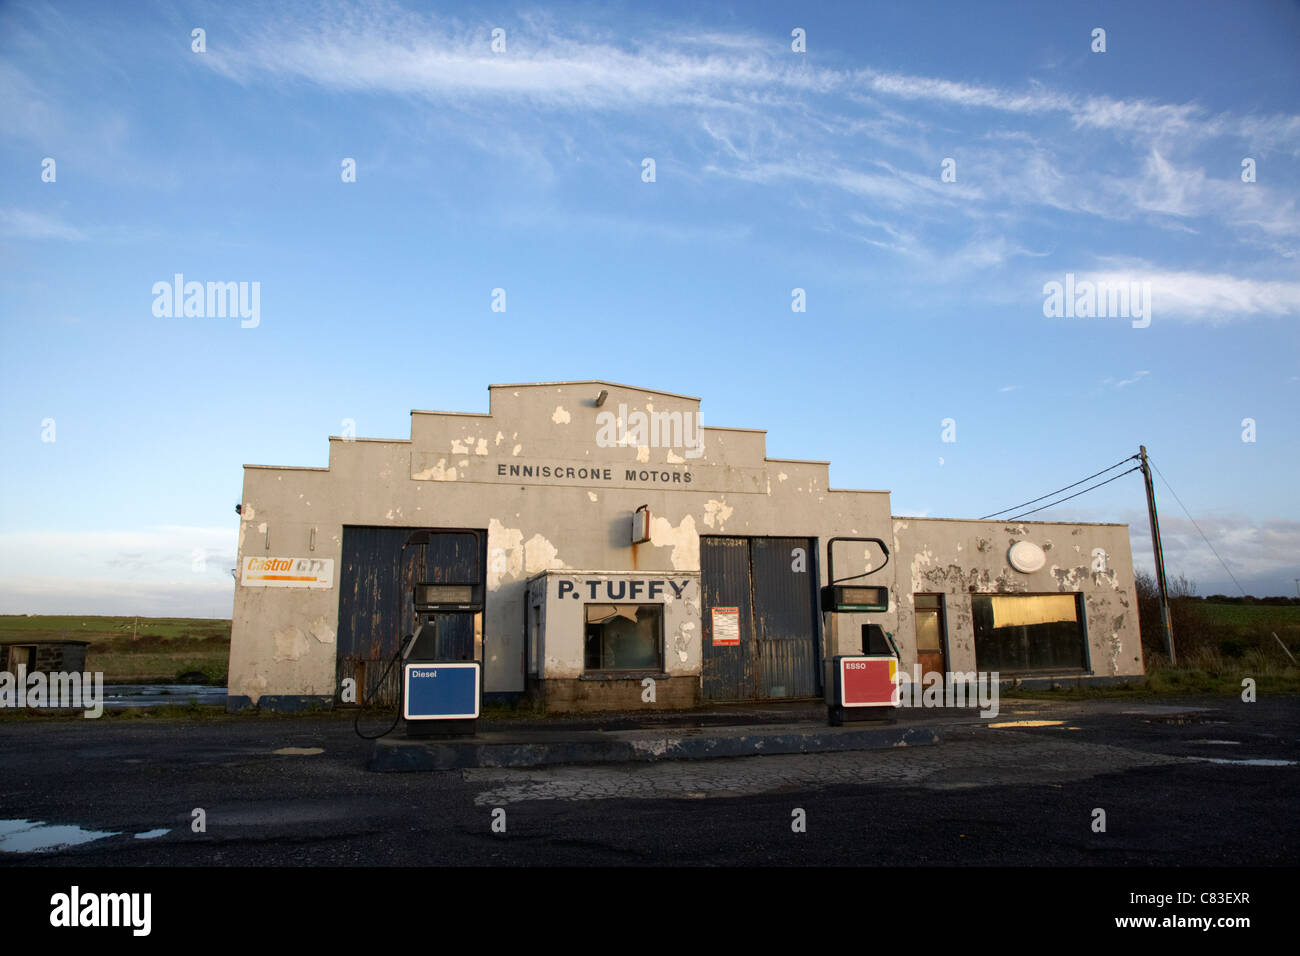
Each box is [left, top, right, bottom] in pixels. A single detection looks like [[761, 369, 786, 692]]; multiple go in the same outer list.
[[0, 693, 1290, 941], [367, 719, 943, 771]]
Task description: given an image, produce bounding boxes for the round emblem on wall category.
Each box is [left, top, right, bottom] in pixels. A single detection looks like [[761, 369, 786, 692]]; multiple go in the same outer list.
[[1007, 541, 1046, 573]]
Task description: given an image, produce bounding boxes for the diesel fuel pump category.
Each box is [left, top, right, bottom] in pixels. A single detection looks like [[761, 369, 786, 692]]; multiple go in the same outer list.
[[401, 579, 483, 736]]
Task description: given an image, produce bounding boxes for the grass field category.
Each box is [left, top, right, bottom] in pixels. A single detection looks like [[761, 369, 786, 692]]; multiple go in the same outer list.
[[0, 615, 230, 684], [1190, 601, 1300, 640], [1157, 600, 1299, 673], [1050, 600, 1300, 698]]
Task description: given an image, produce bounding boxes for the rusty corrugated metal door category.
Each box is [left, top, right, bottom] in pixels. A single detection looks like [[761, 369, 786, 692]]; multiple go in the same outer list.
[[701, 536, 757, 701], [702, 535, 821, 701], [750, 537, 819, 698], [336, 527, 483, 706]]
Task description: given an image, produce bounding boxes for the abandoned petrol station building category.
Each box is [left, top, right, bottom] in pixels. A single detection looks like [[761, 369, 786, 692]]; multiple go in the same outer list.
[[226, 381, 1145, 712]]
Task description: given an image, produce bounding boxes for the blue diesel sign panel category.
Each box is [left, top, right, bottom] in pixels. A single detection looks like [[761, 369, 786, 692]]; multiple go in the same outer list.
[[403, 663, 480, 720]]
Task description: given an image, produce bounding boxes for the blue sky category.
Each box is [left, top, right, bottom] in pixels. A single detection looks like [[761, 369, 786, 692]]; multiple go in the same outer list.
[[2, 0, 1298, 616]]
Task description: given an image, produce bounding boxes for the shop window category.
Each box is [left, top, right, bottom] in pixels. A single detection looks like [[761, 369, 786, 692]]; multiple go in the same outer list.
[[971, 593, 1086, 673], [584, 604, 663, 672]]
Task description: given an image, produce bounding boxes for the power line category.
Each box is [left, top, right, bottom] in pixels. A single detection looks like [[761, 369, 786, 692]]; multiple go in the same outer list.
[[981, 455, 1139, 520], [1150, 460, 1248, 597], [1006, 466, 1142, 520]]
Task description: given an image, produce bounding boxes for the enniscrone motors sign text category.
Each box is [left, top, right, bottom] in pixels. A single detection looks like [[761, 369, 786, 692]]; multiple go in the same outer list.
[[498, 463, 693, 484]]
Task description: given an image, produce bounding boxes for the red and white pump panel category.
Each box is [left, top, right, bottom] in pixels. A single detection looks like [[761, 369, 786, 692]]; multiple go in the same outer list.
[[836, 655, 900, 708]]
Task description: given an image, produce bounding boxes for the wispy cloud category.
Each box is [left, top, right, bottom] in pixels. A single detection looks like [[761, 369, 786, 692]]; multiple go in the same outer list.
[[1076, 268, 1300, 322], [177, 4, 1300, 278], [0, 208, 88, 241], [1110, 370, 1150, 388]]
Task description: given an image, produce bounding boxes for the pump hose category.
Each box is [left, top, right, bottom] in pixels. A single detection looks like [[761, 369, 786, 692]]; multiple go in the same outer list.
[[352, 634, 413, 740]]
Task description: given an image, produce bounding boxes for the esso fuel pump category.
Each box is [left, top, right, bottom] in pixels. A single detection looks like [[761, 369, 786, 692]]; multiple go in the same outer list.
[[822, 537, 901, 726]]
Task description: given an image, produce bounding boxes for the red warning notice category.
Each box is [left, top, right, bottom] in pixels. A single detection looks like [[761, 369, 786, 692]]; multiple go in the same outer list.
[[711, 607, 740, 646], [840, 657, 898, 707]]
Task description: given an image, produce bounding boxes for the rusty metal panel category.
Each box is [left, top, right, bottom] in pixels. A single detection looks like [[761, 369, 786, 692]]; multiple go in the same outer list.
[[422, 532, 481, 584], [701, 536, 756, 701], [750, 536, 820, 698]]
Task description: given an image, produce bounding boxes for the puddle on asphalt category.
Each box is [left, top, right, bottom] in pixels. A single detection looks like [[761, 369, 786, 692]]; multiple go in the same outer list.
[[0, 819, 118, 853], [987, 720, 1065, 728], [134, 829, 169, 840], [1191, 757, 1296, 767], [272, 747, 324, 756], [1192, 740, 1241, 746]]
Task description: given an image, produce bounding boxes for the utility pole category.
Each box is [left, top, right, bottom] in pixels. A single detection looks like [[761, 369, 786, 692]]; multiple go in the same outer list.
[[1139, 446, 1175, 665]]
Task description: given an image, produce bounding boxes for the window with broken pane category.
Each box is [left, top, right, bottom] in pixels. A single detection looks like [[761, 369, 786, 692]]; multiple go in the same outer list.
[[584, 604, 663, 672]]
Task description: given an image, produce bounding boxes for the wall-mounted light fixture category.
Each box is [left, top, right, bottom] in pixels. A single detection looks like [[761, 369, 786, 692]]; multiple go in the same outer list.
[[595, 389, 609, 407], [632, 504, 651, 544]]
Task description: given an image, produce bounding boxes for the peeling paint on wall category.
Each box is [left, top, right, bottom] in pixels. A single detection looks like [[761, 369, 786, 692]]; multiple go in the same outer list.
[[552, 406, 571, 424], [242, 673, 268, 704], [702, 498, 734, 530], [1052, 564, 1118, 591], [488, 520, 565, 590], [487, 518, 524, 591], [524, 533, 564, 575], [672, 620, 694, 663], [309, 617, 335, 644], [273, 626, 310, 662], [649, 514, 700, 570], [412, 458, 457, 481]]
